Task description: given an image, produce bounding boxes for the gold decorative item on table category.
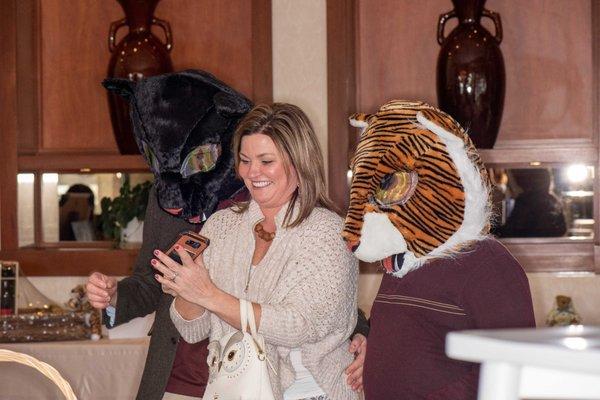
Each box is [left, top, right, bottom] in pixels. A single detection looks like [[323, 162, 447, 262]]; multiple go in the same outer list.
[[0, 349, 77, 400], [0, 265, 99, 343], [65, 284, 102, 340], [0, 311, 94, 343]]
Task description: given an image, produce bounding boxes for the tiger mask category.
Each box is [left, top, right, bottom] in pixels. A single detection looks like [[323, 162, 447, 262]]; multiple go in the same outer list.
[[342, 100, 491, 278]]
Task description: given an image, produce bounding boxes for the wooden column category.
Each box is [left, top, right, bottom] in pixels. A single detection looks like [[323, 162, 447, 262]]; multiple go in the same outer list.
[[327, 0, 356, 212], [251, 0, 273, 104], [0, 0, 19, 250]]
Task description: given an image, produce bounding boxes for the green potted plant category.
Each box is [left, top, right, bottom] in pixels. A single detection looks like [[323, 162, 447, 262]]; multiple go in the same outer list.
[[99, 177, 152, 247]]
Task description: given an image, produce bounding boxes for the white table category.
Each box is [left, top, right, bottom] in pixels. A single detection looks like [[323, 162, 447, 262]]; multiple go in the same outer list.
[[446, 326, 600, 400], [0, 338, 149, 399]]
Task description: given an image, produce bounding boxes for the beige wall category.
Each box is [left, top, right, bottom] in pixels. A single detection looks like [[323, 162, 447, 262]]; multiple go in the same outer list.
[[272, 0, 328, 176], [30, 271, 600, 329], [359, 272, 600, 327], [528, 273, 600, 326]]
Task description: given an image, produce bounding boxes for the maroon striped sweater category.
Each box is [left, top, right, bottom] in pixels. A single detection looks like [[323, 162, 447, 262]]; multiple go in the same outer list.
[[364, 238, 535, 399]]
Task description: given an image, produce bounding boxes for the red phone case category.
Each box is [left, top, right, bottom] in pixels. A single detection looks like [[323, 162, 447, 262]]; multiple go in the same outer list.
[[166, 231, 210, 263]]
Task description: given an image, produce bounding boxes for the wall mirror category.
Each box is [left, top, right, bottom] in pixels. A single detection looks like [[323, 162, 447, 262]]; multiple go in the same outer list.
[[488, 165, 594, 240], [18, 172, 153, 246]]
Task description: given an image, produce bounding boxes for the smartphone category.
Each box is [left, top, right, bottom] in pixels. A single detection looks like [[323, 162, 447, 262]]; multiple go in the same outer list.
[[165, 231, 210, 264]]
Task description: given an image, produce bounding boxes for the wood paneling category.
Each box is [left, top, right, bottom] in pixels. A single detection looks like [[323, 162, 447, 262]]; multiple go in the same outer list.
[[357, 239, 595, 274], [356, 0, 442, 113], [16, 0, 40, 154], [155, 0, 272, 103], [0, 0, 19, 251], [156, 0, 255, 99], [479, 140, 597, 166], [30, 0, 271, 154], [501, 239, 595, 273], [0, 249, 139, 276], [492, 0, 593, 143], [327, 0, 356, 211], [251, 0, 273, 104], [356, 0, 594, 145], [40, 0, 122, 152], [18, 154, 147, 172]]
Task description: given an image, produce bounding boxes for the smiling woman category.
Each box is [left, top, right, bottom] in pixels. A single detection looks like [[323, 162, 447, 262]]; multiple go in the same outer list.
[[232, 103, 335, 228], [162, 103, 362, 400], [237, 133, 299, 220]]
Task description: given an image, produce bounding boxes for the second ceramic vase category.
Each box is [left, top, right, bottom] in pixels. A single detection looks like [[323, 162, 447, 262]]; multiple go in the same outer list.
[[436, 0, 505, 149]]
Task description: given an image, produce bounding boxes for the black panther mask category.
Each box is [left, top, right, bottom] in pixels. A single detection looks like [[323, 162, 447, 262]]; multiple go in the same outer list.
[[103, 70, 252, 221]]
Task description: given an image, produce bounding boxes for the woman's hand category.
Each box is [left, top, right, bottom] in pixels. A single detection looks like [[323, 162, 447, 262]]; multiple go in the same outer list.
[[160, 282, 177, 297], [151, 246, 219, 308], [345, 333, 367, 392], [86, 272, 118, 309]]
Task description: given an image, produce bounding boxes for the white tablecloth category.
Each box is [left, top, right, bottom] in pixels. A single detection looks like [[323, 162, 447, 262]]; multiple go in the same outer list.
[[0, 338, 149, 399], [446, 326, 600, 400]]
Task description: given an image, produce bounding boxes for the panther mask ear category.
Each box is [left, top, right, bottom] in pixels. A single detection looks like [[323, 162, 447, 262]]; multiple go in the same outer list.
[[102, 78, 136, 100], [214, 91, 252, 117]]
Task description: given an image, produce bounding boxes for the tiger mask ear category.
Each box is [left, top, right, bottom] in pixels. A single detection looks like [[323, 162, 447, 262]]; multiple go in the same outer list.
[[349, 112, 372, 127], [349, 112, 375, 136]]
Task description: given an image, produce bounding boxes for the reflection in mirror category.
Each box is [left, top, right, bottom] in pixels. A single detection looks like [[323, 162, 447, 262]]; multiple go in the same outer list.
[[17, 174, 35, 247], [489, 166, 594, 239], [29, 172, 153, 243]]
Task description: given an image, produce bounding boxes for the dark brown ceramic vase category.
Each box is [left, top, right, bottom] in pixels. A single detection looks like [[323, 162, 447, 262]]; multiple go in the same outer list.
[[107, 0, 174, 154], [436, 0, 505, 149]]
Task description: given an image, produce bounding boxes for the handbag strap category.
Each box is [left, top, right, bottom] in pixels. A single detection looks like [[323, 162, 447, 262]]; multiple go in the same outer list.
[[240, 299, 258, 338], [246, 301, 258, 337], [239, 299, 277, 375], [239, 299, 259, 338], [240, 298, 249, 334]]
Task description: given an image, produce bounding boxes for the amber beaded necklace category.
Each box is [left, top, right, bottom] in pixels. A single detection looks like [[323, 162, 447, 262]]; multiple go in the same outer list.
[[254, 222, 275, 242]]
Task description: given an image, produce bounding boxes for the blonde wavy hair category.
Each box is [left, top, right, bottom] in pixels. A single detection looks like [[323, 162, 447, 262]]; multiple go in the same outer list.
[[232, 103, 336, 227]]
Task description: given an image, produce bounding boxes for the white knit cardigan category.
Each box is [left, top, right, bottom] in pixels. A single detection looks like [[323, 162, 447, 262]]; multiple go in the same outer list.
[[170, 200, 360, 400]]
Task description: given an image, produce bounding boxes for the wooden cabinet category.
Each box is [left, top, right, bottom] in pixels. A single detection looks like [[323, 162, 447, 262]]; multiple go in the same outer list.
[[16, 0, 271, 159], [352, 0, 595, 152], [327, 0, 600, 273], [1, 0, 272, 275]]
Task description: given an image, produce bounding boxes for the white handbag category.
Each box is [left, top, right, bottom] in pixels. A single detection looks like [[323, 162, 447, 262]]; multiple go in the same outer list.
[[203, 299, 276, 400]]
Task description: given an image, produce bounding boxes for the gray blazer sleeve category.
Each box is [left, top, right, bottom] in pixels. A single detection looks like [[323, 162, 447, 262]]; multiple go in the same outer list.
[[105, 186, 198, 327]]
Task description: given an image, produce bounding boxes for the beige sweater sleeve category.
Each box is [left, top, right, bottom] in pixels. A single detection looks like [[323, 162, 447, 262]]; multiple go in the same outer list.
[[258, 216, 358, 347], [170, 299, 212, 343]]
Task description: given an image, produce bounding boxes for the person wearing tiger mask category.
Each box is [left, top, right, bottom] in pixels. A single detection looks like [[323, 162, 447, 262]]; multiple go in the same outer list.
[[343, 100, 535, 399]]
